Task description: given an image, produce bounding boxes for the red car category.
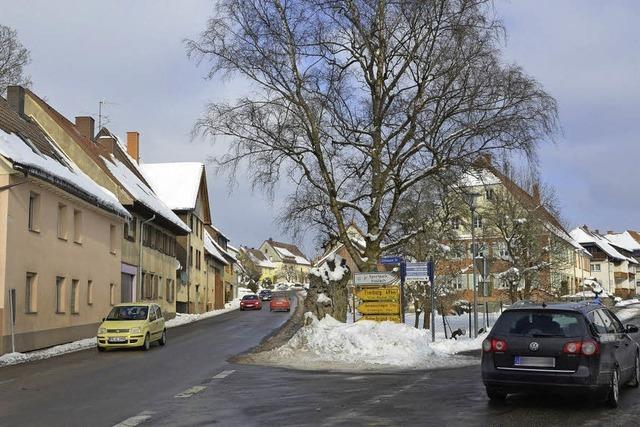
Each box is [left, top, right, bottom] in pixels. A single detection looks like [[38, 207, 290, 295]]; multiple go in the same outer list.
[[270, 296, 291, 312], [240, 295, 262, 311]]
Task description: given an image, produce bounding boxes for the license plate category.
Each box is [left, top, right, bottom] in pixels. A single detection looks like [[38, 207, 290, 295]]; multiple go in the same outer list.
[[514, 356, 555, 368], [108, 337, 127, 343]]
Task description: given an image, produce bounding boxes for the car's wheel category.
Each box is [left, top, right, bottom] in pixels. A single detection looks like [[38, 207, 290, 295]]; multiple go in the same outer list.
[[606, 368, 620, 408], [486, 387, 507, 402], [629, 354, 640, 388], [159, 330, 167, 346], [240, 307, 244, 311], [287, 308, 290, 312], [97, 345, 105, 352], [142, 334, 150, 351]]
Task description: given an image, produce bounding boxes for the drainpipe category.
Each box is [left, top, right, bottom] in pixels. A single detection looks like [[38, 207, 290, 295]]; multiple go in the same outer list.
[[138, 214, 156, 300]]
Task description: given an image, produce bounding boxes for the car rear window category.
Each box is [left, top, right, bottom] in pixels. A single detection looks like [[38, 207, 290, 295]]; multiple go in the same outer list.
[[492, 310, 586, 337], [243, 295, 258, 300]]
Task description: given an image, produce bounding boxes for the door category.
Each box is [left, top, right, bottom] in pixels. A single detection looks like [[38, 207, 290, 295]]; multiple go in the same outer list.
[[590, 309, 622, 381], [121, 273, 134, 303], [148, 306, 158, 340], [603, 309, 635, 378]]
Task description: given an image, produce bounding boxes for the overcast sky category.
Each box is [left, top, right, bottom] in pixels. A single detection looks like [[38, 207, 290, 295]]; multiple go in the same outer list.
[[2, 1, 639, 256]]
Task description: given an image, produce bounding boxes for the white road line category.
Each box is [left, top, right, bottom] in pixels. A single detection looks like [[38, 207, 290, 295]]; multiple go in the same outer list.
[[174, 385, 207, 398], [112, 411, 154, 427], [211, 369, 236, 379], [0, 378, 15, 385]]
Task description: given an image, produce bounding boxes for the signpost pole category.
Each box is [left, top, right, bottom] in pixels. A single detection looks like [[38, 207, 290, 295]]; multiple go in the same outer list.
[[471, 208, 478, 339], [428, 260, 435, 342], [352, 288, 356, 323], [400, 261, 406, 323]]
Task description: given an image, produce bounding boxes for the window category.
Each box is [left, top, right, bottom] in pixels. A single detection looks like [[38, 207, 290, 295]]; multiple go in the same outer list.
[[485, 189, 494, 200], [71, 279, 79, 314], [158, 276, 163, 299], [109, 283, 116, 306], [143, 224, 152, 247], [153, 275, 159, 299], [87, 280, 94, 305], [189, 215, 194, 232], [196, 250, 201, 270], [56, 276, 65, 313], [166, 279, 174, 303], [110, 224, 117, 254], [156, 306, 163, 320], [25, 272, 37, 313], [591, 264, 601, 272], [590, 310, 616, 334], [57, 203, 68, 240], [124, 217, 136, 241], [189, 246, 194, 267], [451, 217, 460, 230], [73, 209, 83, 243], [143, 273, 152, 299], [473, 215, 482, 228], [149, 307, 157, 321], [28, 192, 40, 231]]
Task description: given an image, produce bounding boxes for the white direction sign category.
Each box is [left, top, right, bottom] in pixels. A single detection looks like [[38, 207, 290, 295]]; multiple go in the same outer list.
[[354, 272, 398, 285], [405, 262, 430, 281]]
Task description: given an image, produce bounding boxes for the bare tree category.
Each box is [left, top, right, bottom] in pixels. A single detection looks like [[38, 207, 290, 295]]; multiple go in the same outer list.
[[480, 164, 572, 302], [237, 250, 262, 292], [276, 264, 298, 283], [188, 0, 557, 272], [0, 25, 31, 94]]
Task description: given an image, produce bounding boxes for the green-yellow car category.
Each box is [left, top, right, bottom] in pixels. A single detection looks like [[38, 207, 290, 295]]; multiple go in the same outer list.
[[97, 303, 166, 351]]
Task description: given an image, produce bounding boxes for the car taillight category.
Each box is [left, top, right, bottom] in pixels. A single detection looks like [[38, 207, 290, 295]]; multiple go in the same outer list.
[[581, 340, 599, 356], [562, 340, 599, 356], [482, 338, 507, 352]]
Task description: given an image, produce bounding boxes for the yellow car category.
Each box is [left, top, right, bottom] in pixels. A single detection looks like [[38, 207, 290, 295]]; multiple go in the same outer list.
[[97, 303, 166, 351]]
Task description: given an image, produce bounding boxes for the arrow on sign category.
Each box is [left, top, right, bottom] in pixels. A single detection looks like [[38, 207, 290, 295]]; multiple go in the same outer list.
[[357, 301, 400, 315], [353, 272, 397, 285], [356, 287, 400, 301]]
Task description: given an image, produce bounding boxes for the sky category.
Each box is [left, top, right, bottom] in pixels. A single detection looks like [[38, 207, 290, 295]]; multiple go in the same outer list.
[[1, 0, 639, 256]]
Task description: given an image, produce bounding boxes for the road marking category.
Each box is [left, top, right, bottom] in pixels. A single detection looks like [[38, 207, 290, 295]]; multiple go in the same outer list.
[[174, 385, 207, 398], [0, 378, 15, 385], [112, 411, 154, 427], [211, 369, 235, 379]]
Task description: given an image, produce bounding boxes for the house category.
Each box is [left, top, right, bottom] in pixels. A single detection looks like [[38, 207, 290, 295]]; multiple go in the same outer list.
[[315, 223, 367, 274], [259, 239, 312, 284], [140, 162, 212, 314], [240, 247, 276, 283], [0, 91, 129, 354], [5, 86, 190, 320], [571, 227, 638, 297], [226, 244, 242, 300], [206, 225, 237, 303], [448, 157, 591, 300], [203, 229, 228, 310]]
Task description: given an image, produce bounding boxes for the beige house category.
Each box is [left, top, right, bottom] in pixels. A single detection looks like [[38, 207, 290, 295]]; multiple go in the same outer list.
[[8, 86, 190, 320], [0, 92, 129, 354], [140, 162, 212, 313], [259, 239, 312, 284]]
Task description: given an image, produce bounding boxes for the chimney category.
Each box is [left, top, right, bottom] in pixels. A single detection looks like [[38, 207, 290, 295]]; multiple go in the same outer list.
[[97, 135, 116, 154], [75, 116, 95, 141], [532, 184, 541, 204], [607, 230, 614, 235], [126, 131, 140, 163], [6, 86, 25, 116]]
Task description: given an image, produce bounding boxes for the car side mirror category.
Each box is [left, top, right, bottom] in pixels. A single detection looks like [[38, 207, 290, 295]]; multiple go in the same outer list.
[[626, 324, 639, 333]]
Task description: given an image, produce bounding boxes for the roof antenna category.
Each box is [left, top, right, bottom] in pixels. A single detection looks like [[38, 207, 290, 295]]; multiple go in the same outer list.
[[541, 301, 547, 308]]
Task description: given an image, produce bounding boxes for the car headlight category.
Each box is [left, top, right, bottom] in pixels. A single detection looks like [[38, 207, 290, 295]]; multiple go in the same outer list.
[[98, 327, 107, 334], [130, 327, 142, 334]]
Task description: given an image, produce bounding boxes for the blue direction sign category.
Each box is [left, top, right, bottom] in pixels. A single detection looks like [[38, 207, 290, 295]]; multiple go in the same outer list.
[[380, 255, 403, 265], [405, 262, 431, 281]]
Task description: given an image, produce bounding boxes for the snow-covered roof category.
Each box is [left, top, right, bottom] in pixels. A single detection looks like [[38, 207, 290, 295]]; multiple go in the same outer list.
[[264, 239, 311, 266], [211, 224, 229, 241], [204, 230, 229, 265], [139, 162, 204, 211], [244, 248, 276, 268], [273, 245, 312, 266], [460, 169, 501, 187], [102, 155, 190, 233], [0, 128, 130, 219], [605, 231, 640, 253], [570, 227, 637, 263]]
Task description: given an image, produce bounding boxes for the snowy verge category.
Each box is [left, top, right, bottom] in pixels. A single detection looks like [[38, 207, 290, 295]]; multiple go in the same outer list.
[[247, 313, 482, 372], [0, 300, 240, 368]]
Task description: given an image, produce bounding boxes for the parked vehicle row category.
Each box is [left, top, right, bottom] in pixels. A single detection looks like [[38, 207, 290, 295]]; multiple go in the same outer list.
[[240, 293, 291, 312]]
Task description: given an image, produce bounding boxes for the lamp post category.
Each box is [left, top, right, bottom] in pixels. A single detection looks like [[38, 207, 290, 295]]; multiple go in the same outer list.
[[466, 192, 481, 338]]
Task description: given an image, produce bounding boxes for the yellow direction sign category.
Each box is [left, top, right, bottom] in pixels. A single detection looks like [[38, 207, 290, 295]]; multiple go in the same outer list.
[[357, 301, 400, 315], [358, 314, 401, 323], [356, 287, 399, 301]]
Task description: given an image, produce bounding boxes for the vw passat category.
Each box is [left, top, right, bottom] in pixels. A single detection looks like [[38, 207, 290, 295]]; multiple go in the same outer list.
[[481, 302, 640, 407], [97, 303, 166, 352]]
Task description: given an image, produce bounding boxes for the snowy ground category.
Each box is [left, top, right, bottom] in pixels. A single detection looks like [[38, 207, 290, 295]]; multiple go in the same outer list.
[[0, 300, 240, 368], [249, 313, 489, 372]]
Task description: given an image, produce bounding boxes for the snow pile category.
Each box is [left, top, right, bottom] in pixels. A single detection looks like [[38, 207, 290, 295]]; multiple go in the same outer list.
[[616, 299, 640, 308], [165, 300, 240, 328], [252, 313, 477, 371], [139, 162, 204, 211], [310, 254, 349, 284], [0, 338, 97, 368]]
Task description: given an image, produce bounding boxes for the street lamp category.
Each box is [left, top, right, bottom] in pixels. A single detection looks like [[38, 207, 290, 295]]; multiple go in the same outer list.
[[465, 192, 481, 338]]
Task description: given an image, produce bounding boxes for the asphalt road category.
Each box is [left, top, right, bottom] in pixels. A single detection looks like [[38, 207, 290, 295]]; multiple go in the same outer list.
[[3, 305, 640, 427]]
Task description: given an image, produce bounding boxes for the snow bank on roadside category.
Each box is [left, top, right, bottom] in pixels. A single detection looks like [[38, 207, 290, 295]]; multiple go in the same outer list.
[[165, 300, 240, 328], [251, 313, 479, 372], [0, 338, 97, 367], [616, 299, 640, 308], [0, 301, 240, 368]]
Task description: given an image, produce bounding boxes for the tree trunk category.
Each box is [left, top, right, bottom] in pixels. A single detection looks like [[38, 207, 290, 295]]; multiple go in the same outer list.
[[414, 310, 421, 328], [304, 258, 351, 322]]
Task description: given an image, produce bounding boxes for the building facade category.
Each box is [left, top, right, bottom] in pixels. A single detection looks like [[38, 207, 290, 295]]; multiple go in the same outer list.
[[259, 239, 312, 284]]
